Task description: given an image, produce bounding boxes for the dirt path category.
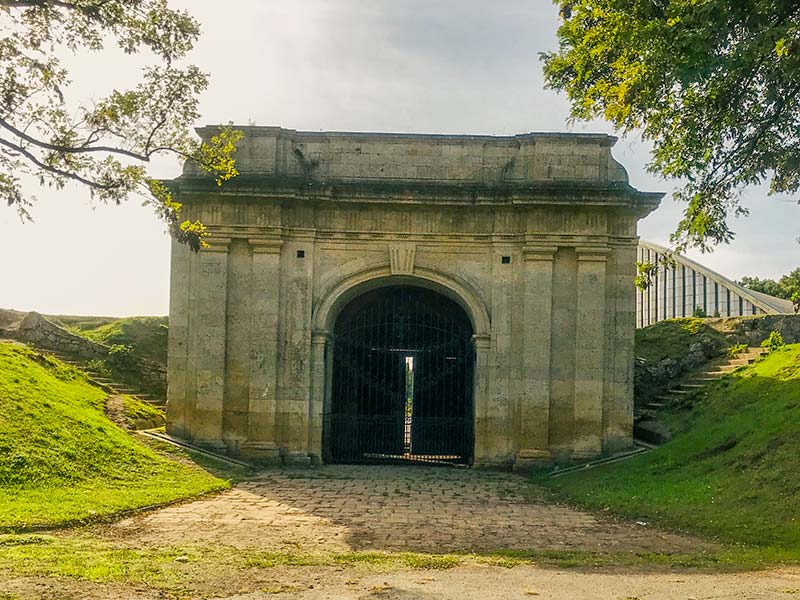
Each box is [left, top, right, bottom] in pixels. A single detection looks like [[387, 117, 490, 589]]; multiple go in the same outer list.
[[221, 565, 800, 600], [3, 564, 799, 599], [103, 464, 711, 553]]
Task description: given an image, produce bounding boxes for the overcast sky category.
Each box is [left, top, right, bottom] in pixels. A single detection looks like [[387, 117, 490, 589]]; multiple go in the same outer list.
[[1, 0, 797, 316]]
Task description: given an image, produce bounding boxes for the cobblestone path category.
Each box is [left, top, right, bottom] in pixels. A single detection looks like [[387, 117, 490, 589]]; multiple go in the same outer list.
[[108, 465, 711, 553]]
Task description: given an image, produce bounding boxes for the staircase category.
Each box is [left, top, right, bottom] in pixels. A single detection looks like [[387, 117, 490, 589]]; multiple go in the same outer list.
[[45, 350, 164, 407], [635, 346, 769, 444]]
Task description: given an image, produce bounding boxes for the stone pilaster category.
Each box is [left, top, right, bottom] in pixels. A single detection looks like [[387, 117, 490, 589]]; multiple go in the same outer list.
[[471, 333, 493, 466], [485, 243, 515, 464], [222, 239, 252, 452], [606, 242, 637, 453], [189, 236, 230, 451], [515, 245, 557, 470], [277, 237, 314, 466], [166, 239, 190, 438], [308, 331, 332, 463], [241, 239, 282, 464], [573, 247, 610, 459]]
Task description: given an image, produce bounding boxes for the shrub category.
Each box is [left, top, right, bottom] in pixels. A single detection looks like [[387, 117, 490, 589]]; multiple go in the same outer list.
[[106, 344, 137, 372], [85, 359, 112, 379], [692, 306, 708, 318], [727, 343, 748, 358], [760, 330, 785, 353]]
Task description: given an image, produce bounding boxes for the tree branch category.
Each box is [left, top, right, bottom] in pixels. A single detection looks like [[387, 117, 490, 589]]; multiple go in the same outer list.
[[0, 115, 152, 161], [0, 136, 119, 191]]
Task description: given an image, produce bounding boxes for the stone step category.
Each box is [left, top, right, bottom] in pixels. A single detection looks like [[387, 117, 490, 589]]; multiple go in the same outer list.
[[656, 395, 680, 402], [684, 373, 722, 388], [634, 420, 672, 445], [677, 383, 706, 389], [727, 357, 755, 366]]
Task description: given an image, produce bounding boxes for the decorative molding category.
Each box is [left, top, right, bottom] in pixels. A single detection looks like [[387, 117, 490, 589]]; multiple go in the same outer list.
[[389, 243, 416, 275]]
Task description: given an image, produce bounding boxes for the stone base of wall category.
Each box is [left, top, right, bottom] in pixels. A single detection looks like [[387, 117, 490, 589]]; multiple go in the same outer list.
[[239, 442, 283, 465]]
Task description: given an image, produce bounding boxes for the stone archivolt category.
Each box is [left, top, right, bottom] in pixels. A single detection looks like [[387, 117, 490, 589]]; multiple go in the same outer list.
[[166, 127, 661, 468]]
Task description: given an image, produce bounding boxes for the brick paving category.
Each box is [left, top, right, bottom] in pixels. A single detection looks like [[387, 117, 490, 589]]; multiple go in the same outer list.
[[109, 465, 711, 553]]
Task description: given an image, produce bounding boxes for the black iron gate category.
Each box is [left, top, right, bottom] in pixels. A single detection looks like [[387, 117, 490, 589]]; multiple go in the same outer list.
[[326, 286, 474, 465]]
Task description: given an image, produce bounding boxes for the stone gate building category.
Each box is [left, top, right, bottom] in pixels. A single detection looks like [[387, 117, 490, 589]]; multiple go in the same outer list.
[[166, 127, 661, 468]]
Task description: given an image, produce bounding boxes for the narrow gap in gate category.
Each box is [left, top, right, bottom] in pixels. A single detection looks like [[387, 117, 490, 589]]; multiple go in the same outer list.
[[403, 355, 414, 456]]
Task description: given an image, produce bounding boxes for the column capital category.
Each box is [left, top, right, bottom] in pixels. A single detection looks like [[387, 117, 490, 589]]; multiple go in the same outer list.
[[201, 236, 231, 252], [522, 245, 558, 262], [312, 330, 334, 345], [249, 239, 283, 254], [472, 333, 491, 350], [576, 246, 612, 262]]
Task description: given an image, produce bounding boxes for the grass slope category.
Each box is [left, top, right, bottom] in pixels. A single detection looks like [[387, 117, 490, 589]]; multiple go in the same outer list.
[[543, 344, 800, 552], [635, 317, 727, 363], [0, 342, 227, 530], [61, 316, 168, 365]]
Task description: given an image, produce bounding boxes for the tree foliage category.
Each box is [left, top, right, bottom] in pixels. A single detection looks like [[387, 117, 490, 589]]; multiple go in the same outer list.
[[1, 0, 242, 249], [542, 0, 800, 252]]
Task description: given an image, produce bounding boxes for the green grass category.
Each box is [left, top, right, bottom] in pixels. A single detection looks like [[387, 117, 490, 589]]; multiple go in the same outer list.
[[634, 317, 728, 363], [541, 344, 800, 551], [0, 342, 228, 530], [62, 316, 168, 365], [0, 533, 792, 592], [0, 535, 203, 586]]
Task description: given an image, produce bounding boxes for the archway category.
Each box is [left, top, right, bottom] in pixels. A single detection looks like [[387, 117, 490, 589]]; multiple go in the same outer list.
[[325, 285, 475, 465]]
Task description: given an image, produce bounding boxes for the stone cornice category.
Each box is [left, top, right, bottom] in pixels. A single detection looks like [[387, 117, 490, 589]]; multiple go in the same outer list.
[[201, 226, 640, 247], [164, 176, 662, 217]]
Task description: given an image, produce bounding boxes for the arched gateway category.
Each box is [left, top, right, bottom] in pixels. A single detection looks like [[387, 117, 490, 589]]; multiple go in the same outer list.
[[165, 127, 662, 468], [327, 285, 475, 465]]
